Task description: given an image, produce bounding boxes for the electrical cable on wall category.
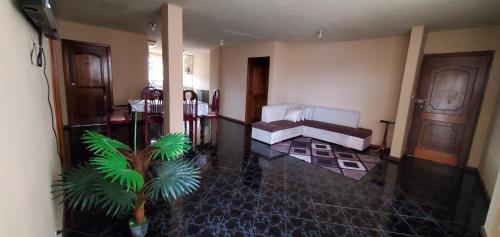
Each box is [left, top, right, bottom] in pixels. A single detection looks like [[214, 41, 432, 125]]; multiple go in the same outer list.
[[35, 31, 62, 160]]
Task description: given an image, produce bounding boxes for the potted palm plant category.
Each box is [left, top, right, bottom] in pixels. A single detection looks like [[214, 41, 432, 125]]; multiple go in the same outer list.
[[54, 131, 200, 237]]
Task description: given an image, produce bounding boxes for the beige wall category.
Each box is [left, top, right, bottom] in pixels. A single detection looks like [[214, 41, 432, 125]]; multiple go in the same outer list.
[[218, 41, 304, 121], [184, 48, 210, 90], [484, 167, 500, 237], [161, 4, 184, 133], [287, 36, 408, 145], [219, 37, 408, 143], [0, 1, 62, 236], [390, 26, 425, 158], [218, 26, 500, 175], [209, 47, 221, 100], [423, 26, 500, 193], [482, 96, 499, 237], [220, 42, 276, 121], [56, 20, 149, 124], [268, 42, 290, 105], [480, 95, 500, 196]]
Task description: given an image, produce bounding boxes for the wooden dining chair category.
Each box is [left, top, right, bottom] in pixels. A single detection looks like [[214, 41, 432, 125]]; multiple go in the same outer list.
[[183, 90, 198, 151], [142, 88, 163, 146], [106, 105, 131, 138], [200, 89, 220, 144]]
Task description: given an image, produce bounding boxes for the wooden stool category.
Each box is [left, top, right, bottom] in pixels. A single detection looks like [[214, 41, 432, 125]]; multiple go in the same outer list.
[[378, 120, 395, 154]]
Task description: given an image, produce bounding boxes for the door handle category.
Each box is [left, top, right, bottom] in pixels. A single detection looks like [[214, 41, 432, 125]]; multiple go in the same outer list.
[[71, 82, 76, 86], [414, 98, 425, 109], [414, 98, 426, 104]]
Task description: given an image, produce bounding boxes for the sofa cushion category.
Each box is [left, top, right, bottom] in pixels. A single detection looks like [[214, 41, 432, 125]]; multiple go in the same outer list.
[[304, 120, 371, 139], [261, 104, 296, 123], [284, 109, 302, 122], [311, 106, 359, 128], [253, 120, 302, 132]]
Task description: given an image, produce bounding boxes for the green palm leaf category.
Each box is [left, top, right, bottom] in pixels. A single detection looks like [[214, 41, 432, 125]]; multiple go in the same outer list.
[[82, 130, 130, 156], [94, 177, 136, 217], [90, 153, 144, 191], [149, 133, 191, 161], [52, 163, 101, 211], [53, 163, 136, 218], [145, 159, 200, 202]]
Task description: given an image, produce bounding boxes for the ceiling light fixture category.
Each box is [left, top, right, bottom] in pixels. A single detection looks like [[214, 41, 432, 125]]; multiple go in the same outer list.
[[318, 30, 325, 39], [219, 40, 224, 47], [148, 40, 157, 48], [149, 23, 157, 32]]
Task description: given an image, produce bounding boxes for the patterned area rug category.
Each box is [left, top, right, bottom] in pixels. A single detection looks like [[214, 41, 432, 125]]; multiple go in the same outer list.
[[271, 137, 381, 180]]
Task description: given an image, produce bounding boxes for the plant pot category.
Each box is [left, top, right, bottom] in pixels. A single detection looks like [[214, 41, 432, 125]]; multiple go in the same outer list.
[[129, 221, 148, 237]]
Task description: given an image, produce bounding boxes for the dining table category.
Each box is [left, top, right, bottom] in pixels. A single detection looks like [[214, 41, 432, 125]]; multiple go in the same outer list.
[[128, 99, 210, 152]]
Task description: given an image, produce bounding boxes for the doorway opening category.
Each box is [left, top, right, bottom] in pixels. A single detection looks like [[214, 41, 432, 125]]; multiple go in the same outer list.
[[407, 51, 493, 167], [245, 57, 270, 124]]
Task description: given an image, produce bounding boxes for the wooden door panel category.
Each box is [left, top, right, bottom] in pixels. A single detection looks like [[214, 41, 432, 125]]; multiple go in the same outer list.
[[74, 90, 106, 116], [408, 52, 492, 167], [414, 147, 458, 166], [252, 67, 266, 94], [246, 57, 270, 123], [253, 99, 266, 122], [73, 53, 104, 87], [62, 40, 111, 126], [417, 120, 463, 154], [425, 66, 478, 115]]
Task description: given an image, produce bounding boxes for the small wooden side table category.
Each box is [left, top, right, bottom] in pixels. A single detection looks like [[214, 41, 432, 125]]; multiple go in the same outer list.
[[378, 120, 395, 154]]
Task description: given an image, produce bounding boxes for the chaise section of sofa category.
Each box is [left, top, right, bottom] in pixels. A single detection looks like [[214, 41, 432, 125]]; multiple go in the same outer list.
[[302, 120, 372, 151], [252, 120, 303, 144], [251, 104, 372, 151]]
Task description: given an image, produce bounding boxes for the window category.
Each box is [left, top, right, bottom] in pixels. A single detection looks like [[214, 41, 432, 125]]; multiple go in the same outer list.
[[148, 52, 196, 89], [148, 52, 163, 89]]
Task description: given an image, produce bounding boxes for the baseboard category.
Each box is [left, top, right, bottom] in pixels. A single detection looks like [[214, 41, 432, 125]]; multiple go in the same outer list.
[[480, 226, 487, 237], [454, 166, 491, 204], [369, 144, 380, 149], [219, 115, 247, 125], [475, 169, 492, 205], [388, 156, 402, 163], [63, 123, 106, 130]]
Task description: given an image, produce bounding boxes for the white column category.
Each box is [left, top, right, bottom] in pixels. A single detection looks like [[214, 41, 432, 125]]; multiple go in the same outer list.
[[390, 26, 425, 159], [161, 4, 184, 133]]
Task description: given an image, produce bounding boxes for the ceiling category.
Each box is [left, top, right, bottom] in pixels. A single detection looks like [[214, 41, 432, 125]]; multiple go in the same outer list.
[[52, 0, 500, 48]]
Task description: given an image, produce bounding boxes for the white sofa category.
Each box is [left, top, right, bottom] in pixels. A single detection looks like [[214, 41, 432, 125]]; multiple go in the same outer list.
[[251, 104, 372, 151]]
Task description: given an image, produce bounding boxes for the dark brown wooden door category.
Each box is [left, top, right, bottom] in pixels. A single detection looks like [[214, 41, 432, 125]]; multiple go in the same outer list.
[[408, 52, 492, 167], [62, 40, 112, 126], [245, 57, 270, 123]]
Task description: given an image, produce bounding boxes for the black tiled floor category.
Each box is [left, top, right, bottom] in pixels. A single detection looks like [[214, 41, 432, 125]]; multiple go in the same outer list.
[[63, 119, 489, 237]]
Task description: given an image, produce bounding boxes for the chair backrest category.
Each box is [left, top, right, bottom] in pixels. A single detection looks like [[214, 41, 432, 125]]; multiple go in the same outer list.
[[143, 89, 163, 116], [141, 86, 156, 99], [183, 90, 198, 117], [211, 89, 221, 115]]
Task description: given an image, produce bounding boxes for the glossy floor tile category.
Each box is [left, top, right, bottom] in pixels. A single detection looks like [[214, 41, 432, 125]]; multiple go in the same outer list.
[[63, 119, 489, 237]]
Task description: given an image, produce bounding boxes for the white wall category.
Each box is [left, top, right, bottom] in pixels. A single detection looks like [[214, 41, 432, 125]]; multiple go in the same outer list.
[[0, 1, 62, 236]]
